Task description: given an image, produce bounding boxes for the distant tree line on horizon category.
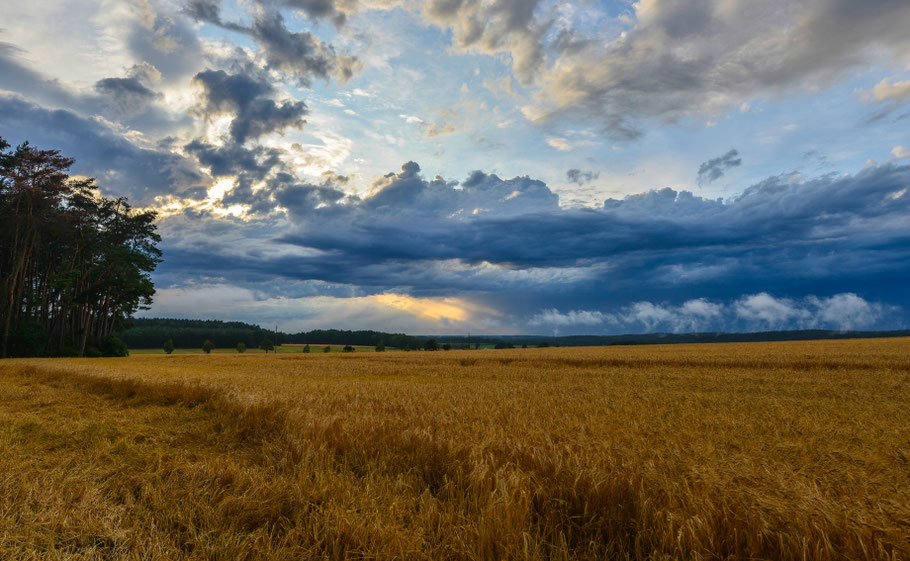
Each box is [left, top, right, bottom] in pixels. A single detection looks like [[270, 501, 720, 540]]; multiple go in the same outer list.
[[0, 137, 160, 358], [122, 317, 910, 353], [122, 318, 276, 349], [121, 318, 420, 350]]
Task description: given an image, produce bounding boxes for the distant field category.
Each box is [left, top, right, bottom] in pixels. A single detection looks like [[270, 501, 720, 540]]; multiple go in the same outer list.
[[2, 339, 909, 560]]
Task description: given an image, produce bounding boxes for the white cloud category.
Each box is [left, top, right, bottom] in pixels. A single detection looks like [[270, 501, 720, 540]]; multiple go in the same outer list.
[[806, 293, 888, 331], [530, 293, 892, 334], [529, 309, 607, 326], [547, 137, 572, 151], [865, 77, 910, 104], [734, 293, 810, 328], [892, 145, 910, 160], [734, 293, 889, 331], [546, 136, 598, 152]]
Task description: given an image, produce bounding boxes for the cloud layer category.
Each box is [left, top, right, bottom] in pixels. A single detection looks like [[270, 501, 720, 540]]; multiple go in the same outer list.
[[146, 156, 909, 332], [531, 292, 892, 334], [2, 0, 909, 333]]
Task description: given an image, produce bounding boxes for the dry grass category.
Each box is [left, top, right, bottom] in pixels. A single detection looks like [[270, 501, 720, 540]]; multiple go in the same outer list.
[[1, 338, 909, 560]]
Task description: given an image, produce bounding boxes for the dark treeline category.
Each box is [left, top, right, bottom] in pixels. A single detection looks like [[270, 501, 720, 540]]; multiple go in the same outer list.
[[287, 329, 419, 349], [123, 318, 910, 351], [122, 318, 420, 350], [0, 138, 160, 357], [121, 318, 275, 349]]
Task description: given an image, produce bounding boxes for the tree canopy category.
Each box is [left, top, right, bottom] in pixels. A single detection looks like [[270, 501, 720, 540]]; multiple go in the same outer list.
[[0, 137, 161, 357]]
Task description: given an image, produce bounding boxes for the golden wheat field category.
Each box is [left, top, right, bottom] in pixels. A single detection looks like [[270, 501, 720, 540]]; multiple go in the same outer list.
[[1, 338, 909, 560]]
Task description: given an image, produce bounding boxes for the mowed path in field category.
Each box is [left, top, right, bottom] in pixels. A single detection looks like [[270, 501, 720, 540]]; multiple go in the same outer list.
[[1, 339, 909, 560]]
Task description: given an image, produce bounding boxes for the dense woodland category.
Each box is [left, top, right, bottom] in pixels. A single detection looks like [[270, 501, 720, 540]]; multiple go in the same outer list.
[[290, 328, 419, 349], [0, 137, 160, 357], [121, 318, 277, 349], [121, 318, 421, 350]]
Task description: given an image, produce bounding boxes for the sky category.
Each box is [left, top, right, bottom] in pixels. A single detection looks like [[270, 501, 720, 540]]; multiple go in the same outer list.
[[1, 0, 909, 335]]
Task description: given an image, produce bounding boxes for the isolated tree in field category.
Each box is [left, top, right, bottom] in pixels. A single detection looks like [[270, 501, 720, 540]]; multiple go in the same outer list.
[[424, 339, 438, 351], [202, 340, 215, 354], [236, 342, 246, 353], [259, 338, 274, 353], [163, 339, 174, 354], [302, 344, 310, 353], [343, 344, 355, 352], [442, 343, 452, 351], [375, 341, 385, 352], [323, 345, 331, 353]]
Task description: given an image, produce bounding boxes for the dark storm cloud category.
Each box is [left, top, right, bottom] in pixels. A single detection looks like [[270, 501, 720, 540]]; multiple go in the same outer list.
[[696, 149, 741, 185], [184, 139, 282, 179], [182, 64, 309, 212], [424, 0, 546, 83], [566, 168, 599, 185], [0, 95, 203, 203], [95, 77, 159, 112], [192, 69, 308, 143], [94, 64, 163, 114], [184, 2, 358, 85], [148, 157, 910, 334], [249, 11, 359, 85], [183, 0, 222, 23], [185, 0, 348, 26], [278, 0, 347, 25]]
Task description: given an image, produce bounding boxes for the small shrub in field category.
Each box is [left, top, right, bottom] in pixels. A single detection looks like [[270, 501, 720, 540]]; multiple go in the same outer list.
[[202, 340, 215, 354], [57, 346, 80, 357], [424, 339, 438, 351], [302, 344, 311, 353], [100, 335, 129, 357], [343, 345, 355, 353], [442, 343, 452, 351], [163, 339, 175, 354], [236, 342, 246, 353], [323, 346, 331, 353], [375, 342, 385, 352]]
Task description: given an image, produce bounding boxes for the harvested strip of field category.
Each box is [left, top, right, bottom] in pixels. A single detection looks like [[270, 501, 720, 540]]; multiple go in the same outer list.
[[2, 338, 909, 560]]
